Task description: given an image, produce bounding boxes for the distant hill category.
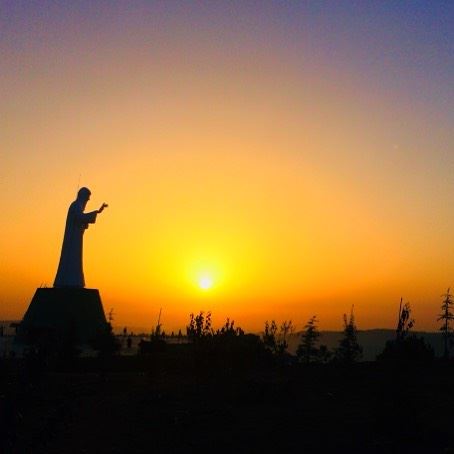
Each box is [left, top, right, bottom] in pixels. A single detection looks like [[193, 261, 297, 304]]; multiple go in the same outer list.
[[288, 329, 444, 361]]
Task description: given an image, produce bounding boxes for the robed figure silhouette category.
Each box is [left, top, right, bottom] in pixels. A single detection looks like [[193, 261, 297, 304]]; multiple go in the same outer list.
[[17, 187, 109, 344], [54, 187, 107, 288]]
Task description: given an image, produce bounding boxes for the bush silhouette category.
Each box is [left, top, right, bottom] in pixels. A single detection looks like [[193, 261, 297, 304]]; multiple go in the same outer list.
[[90, 322, 120, 358], [186, 311, 213, 341], [377, 334, 434, 362], [378, 301, 434, 362], [186, 312, 267, 373], [262, 320, 294, 356]]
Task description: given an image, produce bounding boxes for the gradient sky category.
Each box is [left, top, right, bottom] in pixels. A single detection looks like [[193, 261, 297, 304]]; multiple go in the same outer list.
[[1, 1, 453, 332]]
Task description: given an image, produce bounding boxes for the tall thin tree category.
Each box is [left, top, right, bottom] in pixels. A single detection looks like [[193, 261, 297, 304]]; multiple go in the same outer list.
[[396, 298, 414, 342], [335, 306, 362, 364], [438, 288, 454, 359], [297, 315, 321, 364]]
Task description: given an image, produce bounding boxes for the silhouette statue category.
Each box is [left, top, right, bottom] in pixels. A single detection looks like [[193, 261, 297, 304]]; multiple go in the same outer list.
[[54, 187, 108, 288]]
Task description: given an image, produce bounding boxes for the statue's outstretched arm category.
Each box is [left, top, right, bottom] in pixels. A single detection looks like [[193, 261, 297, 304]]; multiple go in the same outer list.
[[98, 203, 108, 214]]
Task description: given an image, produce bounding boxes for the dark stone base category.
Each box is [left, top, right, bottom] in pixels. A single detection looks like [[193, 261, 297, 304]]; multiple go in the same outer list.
[[17, 288, 108, 345]]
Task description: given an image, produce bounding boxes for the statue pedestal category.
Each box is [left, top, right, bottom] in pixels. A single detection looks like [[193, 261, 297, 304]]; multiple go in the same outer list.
[[17, 288, 108, 345]]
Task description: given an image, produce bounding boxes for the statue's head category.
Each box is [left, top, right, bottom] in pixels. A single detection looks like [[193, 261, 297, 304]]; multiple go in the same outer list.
[[77, 187, 91, 203]]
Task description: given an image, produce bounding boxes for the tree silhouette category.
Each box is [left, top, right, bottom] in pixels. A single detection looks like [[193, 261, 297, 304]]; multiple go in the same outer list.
[[185, 313, 264, 374], [186, 311, 213, 341], [438, 288, 454, 359], [335, 306, 362, 364], [296, 315, 330, 364], [378, 300, 434, 362], [215, 318, 244, 337], [396, 298, 414, 341], [263, 320, 294, 355]]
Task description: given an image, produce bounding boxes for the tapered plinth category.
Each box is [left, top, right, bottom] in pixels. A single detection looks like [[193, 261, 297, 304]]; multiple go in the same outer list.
[[17, 288, 108, 344]]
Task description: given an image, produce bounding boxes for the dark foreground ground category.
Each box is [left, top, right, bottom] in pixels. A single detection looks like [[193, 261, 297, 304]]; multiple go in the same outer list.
[[2, 347, 454, 453]]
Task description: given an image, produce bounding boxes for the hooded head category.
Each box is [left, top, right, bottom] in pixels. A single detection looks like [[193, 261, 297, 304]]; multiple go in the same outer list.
[[77, 187, 91, 206]]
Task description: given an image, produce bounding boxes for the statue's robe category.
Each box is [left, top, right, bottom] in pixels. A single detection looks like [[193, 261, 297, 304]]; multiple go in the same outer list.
[[54, 200, 98, 288]]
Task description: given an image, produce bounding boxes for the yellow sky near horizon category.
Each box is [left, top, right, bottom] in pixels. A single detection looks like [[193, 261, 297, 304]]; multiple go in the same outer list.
[[1, 2, 454, 332]]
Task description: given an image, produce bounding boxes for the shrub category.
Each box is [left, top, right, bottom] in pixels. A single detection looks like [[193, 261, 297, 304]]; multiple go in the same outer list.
[[262, 320, 294, 356], [377, 300, 434, 362], [377, 334, 434, 362], [186, 311, 213, 341], [90, 322, 121, 358]]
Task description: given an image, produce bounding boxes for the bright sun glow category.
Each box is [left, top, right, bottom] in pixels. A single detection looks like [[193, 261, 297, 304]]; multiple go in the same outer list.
[[199, 275, 213, 290]]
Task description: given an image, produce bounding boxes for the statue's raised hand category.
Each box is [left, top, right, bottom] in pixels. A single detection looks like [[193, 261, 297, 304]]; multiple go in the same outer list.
[[98, 203, 108, 214]]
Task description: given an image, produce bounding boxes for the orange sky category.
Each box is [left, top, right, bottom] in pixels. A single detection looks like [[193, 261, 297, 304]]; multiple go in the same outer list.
[[1, 2, 453, 332]]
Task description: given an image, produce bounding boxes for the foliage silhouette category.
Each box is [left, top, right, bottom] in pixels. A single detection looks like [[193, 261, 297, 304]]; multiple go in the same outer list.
[[185, 312, 267, 374], [438, 288, 454, 359], [378, 334, 435, 362], [138, 309, 168, 354], [296, 315, 331, 364], [378, 301, 434, 362], [91, 322, 121, 358], [396, 298, 414, 341], [335, 306, 362, 364], [215, 318, 244, 337], [262, 320, 294, 356], [186, 311, 213, 341]]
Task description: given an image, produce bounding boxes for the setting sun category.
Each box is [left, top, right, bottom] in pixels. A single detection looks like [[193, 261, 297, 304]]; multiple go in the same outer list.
[[199, 275, 214, 291]]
